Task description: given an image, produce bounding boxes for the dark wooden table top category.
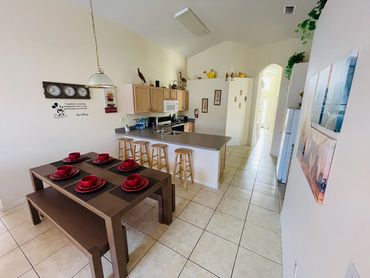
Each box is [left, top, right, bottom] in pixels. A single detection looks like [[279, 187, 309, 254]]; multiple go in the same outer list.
[[29, 152, 172, 219]]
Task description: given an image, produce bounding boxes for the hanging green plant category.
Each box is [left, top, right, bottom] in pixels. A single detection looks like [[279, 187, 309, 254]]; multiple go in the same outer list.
[[285, 52, 305, 80], [296, 0, 327, 44]]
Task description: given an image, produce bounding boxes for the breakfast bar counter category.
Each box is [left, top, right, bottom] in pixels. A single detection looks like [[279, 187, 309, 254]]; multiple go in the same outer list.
[[115, 128, 231, 189]]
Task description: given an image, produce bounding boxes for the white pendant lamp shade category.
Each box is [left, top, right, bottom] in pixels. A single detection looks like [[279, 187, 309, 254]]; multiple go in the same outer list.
[[87, 0, 114, 88], [87, 69, 114, 88]]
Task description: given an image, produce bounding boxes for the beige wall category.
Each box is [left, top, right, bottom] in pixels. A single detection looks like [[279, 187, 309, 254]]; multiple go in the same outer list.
[[281, 0, 370, 277], [0, 0, 186, 210]]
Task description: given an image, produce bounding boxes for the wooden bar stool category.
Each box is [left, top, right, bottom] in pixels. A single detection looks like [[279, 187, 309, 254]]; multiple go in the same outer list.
[[173, 148, 194, 189], [117, 137, 134, 160], [151, 143, 169, 173], [133, 140, 151, 167]]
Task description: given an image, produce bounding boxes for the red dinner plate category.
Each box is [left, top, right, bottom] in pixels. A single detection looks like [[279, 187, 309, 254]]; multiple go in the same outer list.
[[75, 178, 107, 193], [117, 163, 140, 172], [50, 168, 80, 180], [121, 177, 149, 192], [91, 156, 114, 165], [62, 156, 86, 164]]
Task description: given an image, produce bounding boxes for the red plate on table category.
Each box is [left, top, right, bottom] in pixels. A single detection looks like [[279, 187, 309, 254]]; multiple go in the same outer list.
[[91, 156, 114, 165], [62, 156, 86, 164], [50, 168, 80, 180], [75, 178, 107, 193], [121, 177, 149, 192], [116, 163, 140, 172]]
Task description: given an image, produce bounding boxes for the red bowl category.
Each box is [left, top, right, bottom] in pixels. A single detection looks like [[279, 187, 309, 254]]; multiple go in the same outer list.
[[80, 175, 98, 188], [122, 159, 136, 168], [69, 152, 81, 160], [98, 153, 110, 161], [125, 174, 142, 187], [55, 165, 73, 177]]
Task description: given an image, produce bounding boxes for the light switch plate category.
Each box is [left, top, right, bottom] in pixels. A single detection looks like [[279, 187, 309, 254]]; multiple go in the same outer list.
[[346, 262, 360, 278]]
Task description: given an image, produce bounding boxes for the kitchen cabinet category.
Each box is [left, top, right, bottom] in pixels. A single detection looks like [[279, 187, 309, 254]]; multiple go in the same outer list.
[[170, 89, 177, 100], [150, 87, 164, 112], [177, 90, 189, 112], [163, 89, 171, 100], [122, 84, 151, 114]]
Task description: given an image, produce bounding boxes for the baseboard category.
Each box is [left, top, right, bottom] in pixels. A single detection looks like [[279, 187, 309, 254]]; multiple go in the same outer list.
[[1, 197, 27, 213]]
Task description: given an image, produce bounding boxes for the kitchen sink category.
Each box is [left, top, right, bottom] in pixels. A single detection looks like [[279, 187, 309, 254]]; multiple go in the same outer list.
[[153, 130, 182, 136]]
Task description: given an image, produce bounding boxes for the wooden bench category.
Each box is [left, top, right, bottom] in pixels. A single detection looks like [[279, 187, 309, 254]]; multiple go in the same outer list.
[[27, 187, 129, 278]]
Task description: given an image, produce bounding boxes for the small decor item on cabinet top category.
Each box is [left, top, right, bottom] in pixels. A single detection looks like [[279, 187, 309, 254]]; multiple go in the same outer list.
[[204, 69, 217, 79], [214, 90, 222, 106], [225, 72, 229, 81], [201, 98, 208, 113], [137, 68, 146, 84], [170, 80, 178, 89], [234, 96, 237, 102], [194, 108, 199, 118], [230, 72, 234, 81], [104, 88, 117, 113], [179, 72, 187, 89], [43, 82, 90, 99], [238, 72, 247, 78], [244, 96, 247, 102]]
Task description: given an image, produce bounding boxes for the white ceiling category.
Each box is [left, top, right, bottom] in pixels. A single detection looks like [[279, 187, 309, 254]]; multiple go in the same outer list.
[[69, 0, 316, 57]]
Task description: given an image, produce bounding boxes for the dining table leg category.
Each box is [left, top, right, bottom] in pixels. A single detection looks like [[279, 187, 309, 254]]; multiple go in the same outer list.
[[105, 214, 128, 278], [28, 171, 44, 225], [160, 177, 173, 225]]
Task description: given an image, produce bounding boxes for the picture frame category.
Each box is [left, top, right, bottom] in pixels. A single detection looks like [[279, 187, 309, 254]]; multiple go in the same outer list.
[[104, 88, 118, 113], [201, 98, 208, 113], [214, 90, 222, 105]]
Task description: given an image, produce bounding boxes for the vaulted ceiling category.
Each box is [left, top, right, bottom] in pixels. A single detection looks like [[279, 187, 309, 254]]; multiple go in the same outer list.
[[69, 0, 317, 57]]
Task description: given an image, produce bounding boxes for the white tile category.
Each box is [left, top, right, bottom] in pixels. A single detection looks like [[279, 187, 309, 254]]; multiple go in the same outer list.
[[175, 182, 202, 200], [192, 189, 223, 209], [0, 219, 7, 234], [233, 247, 282, 278], [217, 196, 248, 219], [180, 260, 217, 278], [21, 227, 70, 265], [0, 231, 18, 257], [256, 174, 278, 185], [206, 211, 244, 244], [142, 197, 158, 207], [224, 186, 251, 201], [1, 207, 30, 229], [202, 182, 229, 194], [35, 243, 88, 278], [241, 223, 281, 263], [174, 196, 190, 217], [10, 219, 54, 245], [130, 242, 186, 278], [179, 202, 214, 229], [159, 218, 203, 257], [251, 192, 280, 212], [246, 205, 280, 233], [230, 176, 254, 190], [190, 231, 238, 278], [0, 248, 32, 278], [134, 207, 168, 239], [73, 256, 113, 278], [254, 182, 279, 197], [122, 202, 153, 225], [19, 269, 39, 278]]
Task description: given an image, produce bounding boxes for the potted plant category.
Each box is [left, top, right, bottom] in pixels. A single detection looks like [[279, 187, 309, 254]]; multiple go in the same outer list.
[[285, 52, 305, 80]]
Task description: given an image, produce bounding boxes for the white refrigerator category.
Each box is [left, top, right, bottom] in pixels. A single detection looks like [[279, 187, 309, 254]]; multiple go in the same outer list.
[[276, 108, 301, 184]]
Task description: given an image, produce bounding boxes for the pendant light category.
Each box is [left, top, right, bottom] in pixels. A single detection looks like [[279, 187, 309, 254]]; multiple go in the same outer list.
[[87, 0, 115, 88]]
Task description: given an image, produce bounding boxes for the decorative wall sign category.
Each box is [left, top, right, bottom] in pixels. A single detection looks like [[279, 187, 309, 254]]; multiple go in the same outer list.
[[214, 90, 222, 105], [43, 82, 90, 99], [51, 102, 88, 119], [194, 108, 199, 118], [104, 88, 118, 113], [201, 98, 208, 113]]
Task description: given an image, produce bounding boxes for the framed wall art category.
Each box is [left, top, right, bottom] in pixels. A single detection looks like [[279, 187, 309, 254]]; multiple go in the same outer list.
[[201, 98, 208, 113], [214, 90, 222, 105]]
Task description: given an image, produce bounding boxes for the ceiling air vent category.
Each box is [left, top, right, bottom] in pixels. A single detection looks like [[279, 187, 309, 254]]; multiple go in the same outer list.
[[174, 8, 209, 36], [284, 5, 296, 15]]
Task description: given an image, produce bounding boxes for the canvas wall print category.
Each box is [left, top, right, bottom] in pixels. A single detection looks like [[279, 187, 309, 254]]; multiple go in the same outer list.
[[297, 126, 336, 204], [201, 98, 208, 113], [311, 50, 358, 132], [214, 90, 222, 105], [104, 88, 118, 113]]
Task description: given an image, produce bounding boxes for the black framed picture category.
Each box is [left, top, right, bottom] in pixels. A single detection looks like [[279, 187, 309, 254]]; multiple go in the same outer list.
[[214, 90, 222, 105], [201, 98, 208, 113]]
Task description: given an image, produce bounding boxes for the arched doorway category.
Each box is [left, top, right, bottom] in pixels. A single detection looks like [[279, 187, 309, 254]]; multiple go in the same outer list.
[[252, 64, 283, 150]]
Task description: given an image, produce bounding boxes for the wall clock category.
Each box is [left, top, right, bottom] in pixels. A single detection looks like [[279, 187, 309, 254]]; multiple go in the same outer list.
[[43, 82, 90, 99]]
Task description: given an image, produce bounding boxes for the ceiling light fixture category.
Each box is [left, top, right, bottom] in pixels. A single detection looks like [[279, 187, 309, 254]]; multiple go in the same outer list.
[[174, 8, 209, 36], [87, 0, 114, 88]]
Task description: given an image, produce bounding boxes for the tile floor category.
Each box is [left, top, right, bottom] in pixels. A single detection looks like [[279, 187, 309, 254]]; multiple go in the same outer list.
[[0, 132, 283, 277]]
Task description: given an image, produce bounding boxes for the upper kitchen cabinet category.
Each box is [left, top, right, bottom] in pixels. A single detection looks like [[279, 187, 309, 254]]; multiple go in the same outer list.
[[123, 84, 151, 114], [177, 90, 189, 112], [170, 89, 177, 100], [163, 88, 171, 100], [150, 87, 164, 112]]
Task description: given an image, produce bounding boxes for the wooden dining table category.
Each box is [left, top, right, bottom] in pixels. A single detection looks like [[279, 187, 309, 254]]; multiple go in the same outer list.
[[27, 152, 173, 278]]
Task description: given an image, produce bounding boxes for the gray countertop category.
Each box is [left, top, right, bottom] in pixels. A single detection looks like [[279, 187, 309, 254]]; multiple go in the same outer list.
[[115, 128, 231, 151]]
